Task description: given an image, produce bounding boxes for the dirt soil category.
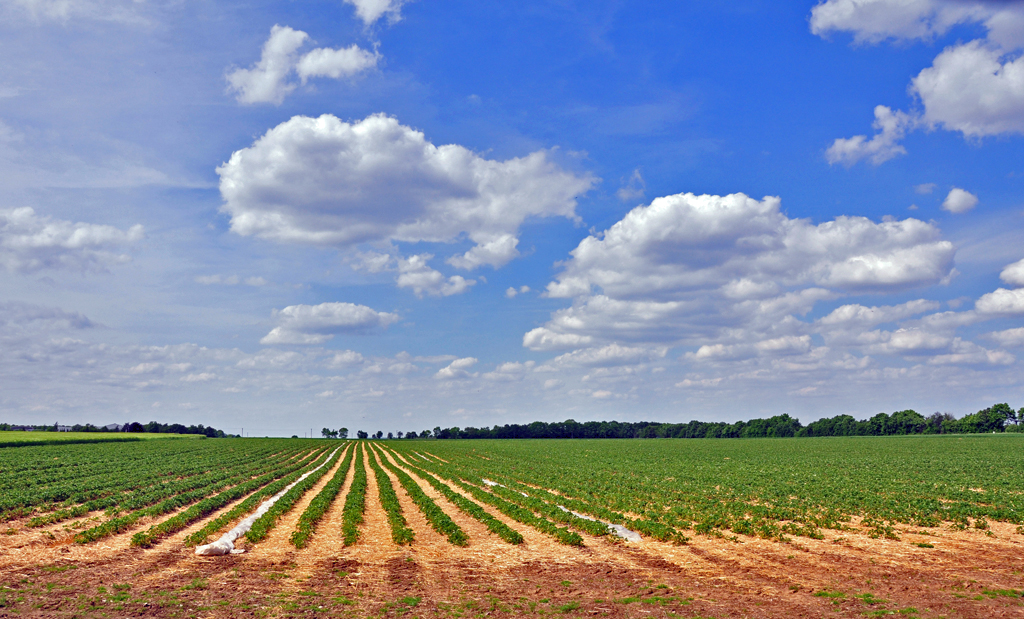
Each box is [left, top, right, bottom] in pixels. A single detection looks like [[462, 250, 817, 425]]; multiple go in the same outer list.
[[1, 447, 1023, 618]]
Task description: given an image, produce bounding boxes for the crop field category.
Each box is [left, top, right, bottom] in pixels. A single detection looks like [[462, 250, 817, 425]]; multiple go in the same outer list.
[[0, 437, 1022, 618], [0, 431, 200, 448]]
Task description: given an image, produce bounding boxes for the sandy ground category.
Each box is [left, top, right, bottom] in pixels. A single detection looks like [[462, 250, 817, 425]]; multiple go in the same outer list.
[[1, 443, 1022, 618]]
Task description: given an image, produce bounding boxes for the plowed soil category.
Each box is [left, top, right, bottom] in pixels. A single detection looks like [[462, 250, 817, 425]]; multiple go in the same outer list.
[[1, 444, 1022, 619]]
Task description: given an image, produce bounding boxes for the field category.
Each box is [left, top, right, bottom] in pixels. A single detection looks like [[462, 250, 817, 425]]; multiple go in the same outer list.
[[0, 432, 200, 447], [0, 436, 1022, 618]]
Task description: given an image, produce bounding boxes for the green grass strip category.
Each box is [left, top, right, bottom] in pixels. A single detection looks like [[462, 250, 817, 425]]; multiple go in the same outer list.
[[290, 443, 355, 548], [184, 446, 332, 547], [341, 444, 368, 546], [381, 446, 523, 545], [244, 446, 344, 544], [365, 444, 414, 545], [371, 443, 467, 546]]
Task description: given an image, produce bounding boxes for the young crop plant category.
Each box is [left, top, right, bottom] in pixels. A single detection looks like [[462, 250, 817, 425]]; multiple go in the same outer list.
[[244, 446, 344, 544], [290, 443, 355, 548], [341, 445, 368, 546], [380, 445, 523, 544], [365, 444, 414, 545], [392, 450, 582, 546], [131, 446, 333, 548], [185, 446, 334, 547], [371, 443, 468, 546]]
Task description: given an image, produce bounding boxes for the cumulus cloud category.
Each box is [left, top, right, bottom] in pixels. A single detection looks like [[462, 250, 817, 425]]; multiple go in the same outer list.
[[505, 285, 530, 299], [826, 105, 917, 166], [435, 356, 477, 380], [975, 287, 1024, 315], [1000, 258, 1024, 287], [813, 0, 1024, 157], [396, 254, 476, 297], [941, 187, 978, 213], [343, 0, 408, 26], [260, 302, 399, 345], [912, 41, 1024, 137], [988, 326, 1024, 347], [0, 207, 143, 273], [545, 192, 954, 301], [524, 190, 997, 382], [218, 113, 594, 269], [226, 25, 378, 105]]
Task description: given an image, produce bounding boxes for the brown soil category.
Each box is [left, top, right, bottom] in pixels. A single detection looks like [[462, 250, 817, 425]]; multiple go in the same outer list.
[[1, 444, 1022, 619]]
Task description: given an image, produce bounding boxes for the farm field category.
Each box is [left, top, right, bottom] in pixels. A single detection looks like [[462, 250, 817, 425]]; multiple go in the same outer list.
[[0, 437, 1022, 618], [0, 432, 200, 447]]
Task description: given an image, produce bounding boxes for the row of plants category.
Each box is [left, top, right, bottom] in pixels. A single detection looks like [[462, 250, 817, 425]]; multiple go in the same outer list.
[[370, 443, 468, 546], [290, 443, 356, 548], [184, 445, 334, 547], [381, 447, 523, 544], [244, 446, 346, 543], [365, 444, 414, 545], [393, 447, 582, 546], [132, 445, 339, 548], [341, 445, 369, 546]]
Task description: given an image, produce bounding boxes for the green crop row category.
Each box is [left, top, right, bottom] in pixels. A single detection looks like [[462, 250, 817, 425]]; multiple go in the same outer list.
[[184, 446, 333, 547], [244, 446, 345, 544], [380, 446, 523, 544], [365, 445, 414, 545], [130, 445, 334, 548], [393, 450, 582, 546], [371, 443, 467, 546], [341, 445, 368, 546], [290, 443, 355, 548]]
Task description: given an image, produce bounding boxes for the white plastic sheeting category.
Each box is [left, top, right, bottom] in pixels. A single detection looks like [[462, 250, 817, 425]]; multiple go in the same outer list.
[[557, 505, 642, 542], [195, 447, 341, 556]]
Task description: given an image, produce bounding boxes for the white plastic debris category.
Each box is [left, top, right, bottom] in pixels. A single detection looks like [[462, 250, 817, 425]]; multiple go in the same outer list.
[[557, 505, 642, 542], [195, 447, 340, 556]]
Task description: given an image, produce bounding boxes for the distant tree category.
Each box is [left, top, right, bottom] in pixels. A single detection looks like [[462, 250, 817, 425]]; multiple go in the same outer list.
[[433, 426, 442, 439], [338, 427, 349, 439], [374, 430, 384, 439], [387, 432, 393, 439], [397, 431, 404, 439], [321, 427, 333, 438], [127, 422, 145, 433], [420, 430, 432, 438], [356, 430, 368, 439], [291, 435, 298, 438]]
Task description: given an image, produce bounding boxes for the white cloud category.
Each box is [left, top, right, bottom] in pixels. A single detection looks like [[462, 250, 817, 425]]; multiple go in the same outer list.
[[181, 372, 217, 383], [809, 0, 988, 44], [616, 168, 646, 202], [813, 1, 1024, 157], [218, 113, 594, 269], [914, 183, 936, 194], [396, 254, 476, 297], [912, 41, 1024, 137], [818, 299, 941, 328], [260, 302, 399, 345], [941, 187, 978, 213], [826, 105, 917, 166], [435, 357, 477, 380], [0, 207, 143, 273], [549, 344, 666, 368], [505, 285, 530, 298], [522, 328, 594, 352], [988, 327, 1024, 347], [343, 0, 408, 26], [545, 192, 954, 300], [975, 287, 1024, 315], [226, 25, 378, 105], [1000, 258, 1024, 287]]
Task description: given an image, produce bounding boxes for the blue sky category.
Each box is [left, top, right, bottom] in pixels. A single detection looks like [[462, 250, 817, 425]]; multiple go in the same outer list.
[[1, 0, 1023, 436]]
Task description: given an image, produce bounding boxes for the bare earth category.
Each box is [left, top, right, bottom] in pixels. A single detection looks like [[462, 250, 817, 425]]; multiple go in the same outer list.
[[1, 448, 1022, 618]]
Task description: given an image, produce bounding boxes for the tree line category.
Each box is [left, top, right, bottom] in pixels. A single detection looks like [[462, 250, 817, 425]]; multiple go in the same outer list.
[[0, 421, 232, 438], [333, 403, 1023, 441]]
